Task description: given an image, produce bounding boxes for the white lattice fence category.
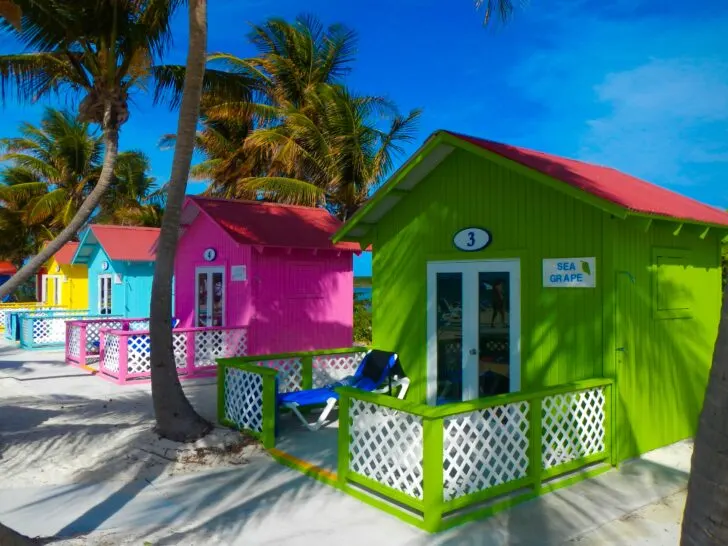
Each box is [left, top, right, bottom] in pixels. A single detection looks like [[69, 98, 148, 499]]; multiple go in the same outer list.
[[442, 402, 531, 502], [224, 367, 264, 433], [193, 328, 248, 369], [349, 399, 424, 500], [255, 357, 303, 393], [313, 351, 367, 388], [86, 320, 123, 352], [68, 324, 82, 358], [30, 316, 68, 345], [541, 388, 606, 469], [124, 333, 187, 375], [103, 335, 121, 373], [127, 334, 152, 375], [129, 320, 150, 331]]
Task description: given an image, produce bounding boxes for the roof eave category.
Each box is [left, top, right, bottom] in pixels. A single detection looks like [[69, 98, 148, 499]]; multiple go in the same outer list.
[[70, 228, 94, 265], [333, 131, 453, 243]]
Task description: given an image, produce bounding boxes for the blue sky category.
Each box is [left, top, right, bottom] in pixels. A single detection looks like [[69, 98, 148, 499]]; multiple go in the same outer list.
[[2, 0, 728, 277]]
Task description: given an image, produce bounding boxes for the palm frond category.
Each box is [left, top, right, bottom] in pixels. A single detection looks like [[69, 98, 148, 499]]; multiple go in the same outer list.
[[238, 176, 324, 207]]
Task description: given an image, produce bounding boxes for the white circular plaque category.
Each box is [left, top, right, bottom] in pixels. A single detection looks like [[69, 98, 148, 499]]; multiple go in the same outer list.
[[453, 227, 492, 252]]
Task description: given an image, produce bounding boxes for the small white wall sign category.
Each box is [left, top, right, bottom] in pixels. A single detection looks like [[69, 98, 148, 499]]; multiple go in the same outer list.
[[203, 248, 217, 262], [231, 265, 247, 282], [453, 227, 492, 252], [101, 261, 109, 271], [543, 257, 596, 287]]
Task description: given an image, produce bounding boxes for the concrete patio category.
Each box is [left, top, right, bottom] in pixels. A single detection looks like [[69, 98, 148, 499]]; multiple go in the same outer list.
[[0, 339, 691, 545]]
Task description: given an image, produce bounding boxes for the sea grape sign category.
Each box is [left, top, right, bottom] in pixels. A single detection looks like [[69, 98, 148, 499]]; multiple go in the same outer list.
[[543, 257, 596, 288]]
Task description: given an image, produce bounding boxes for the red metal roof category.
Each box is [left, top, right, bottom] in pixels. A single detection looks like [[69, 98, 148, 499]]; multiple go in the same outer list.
[[89, 225, 160, 261], [188, 197, 360, 252], [448, 131, 728, 227], [0, 261, 16, 275], [54, 242, 80, 265]]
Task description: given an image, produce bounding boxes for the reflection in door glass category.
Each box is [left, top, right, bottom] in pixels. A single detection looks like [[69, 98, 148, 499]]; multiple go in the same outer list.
[[436, 272, 463, 403], [197, 272, 209, 327], [212, 272, 224, 326], [478, 272, 511, 396]]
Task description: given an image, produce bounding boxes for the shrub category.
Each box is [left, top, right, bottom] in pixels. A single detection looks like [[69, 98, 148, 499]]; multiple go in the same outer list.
[[353, 300, 372, 344]]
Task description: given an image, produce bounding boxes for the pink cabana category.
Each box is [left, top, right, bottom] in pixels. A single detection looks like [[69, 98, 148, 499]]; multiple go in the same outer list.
[[174, 196, 362, 354]]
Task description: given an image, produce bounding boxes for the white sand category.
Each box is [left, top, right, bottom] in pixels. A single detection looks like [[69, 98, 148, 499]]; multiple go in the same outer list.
[[0, 342, 691, 545]]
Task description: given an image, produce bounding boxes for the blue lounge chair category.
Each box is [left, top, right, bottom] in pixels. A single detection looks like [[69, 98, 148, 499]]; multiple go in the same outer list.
[[279, 349, 410, 431]]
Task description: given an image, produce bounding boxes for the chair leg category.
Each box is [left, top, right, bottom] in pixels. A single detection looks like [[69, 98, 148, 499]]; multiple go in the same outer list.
[[285, 398, 338, 432]]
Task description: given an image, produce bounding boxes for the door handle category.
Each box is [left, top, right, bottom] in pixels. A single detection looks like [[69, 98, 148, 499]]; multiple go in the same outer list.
[[616, 347, 626, 352], [469, 348, 477, 356]]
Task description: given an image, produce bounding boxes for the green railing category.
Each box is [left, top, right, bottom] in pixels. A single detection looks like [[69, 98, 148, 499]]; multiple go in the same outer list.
[[217, 348, 613, 533], [217, 347, 369, 447], [337, 377, 614, 532]]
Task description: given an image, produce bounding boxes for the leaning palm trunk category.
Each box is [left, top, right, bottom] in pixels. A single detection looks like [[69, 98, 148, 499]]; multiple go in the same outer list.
[[149, 0, 211, 442], [0, 105, 119, 300], [681, 288, 728, 545]]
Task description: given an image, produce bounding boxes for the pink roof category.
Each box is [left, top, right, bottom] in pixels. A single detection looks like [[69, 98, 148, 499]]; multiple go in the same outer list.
[[448, 131, 728, 227], [188, 197, 360, 252], [54, 242, 80, 265], [89, 225, 160, 261]]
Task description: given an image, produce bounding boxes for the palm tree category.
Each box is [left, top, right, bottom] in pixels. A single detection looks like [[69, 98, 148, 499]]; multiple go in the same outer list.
[[241, 84, 421, 218], [0, 0, 183, 299], [0, 167, 53, 268], [149, 0, 212, 442], [0, 108, 159, 232]]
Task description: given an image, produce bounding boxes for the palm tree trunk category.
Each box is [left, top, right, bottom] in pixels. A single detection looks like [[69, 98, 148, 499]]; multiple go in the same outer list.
[[0, 105, 120, 300], [0, 521, 39, 545], [681, 287, 728, 545], [149, 0, 211, 442]]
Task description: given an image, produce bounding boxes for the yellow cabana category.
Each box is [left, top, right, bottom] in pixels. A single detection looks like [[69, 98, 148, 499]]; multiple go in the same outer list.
[[41, 242, 88, 309]]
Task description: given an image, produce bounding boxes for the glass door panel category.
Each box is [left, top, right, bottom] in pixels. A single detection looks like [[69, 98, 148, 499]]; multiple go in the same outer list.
[[98, 276, 112, 315], [211, 271, 224, 327], [478, 272, 511, 396], [435, 272, 463, 403]]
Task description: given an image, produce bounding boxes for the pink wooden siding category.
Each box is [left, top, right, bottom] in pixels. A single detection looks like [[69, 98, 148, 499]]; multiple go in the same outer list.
[[174, 213, 253, 329], [175, 208, 354, 355], [250, 249, 353, 354]]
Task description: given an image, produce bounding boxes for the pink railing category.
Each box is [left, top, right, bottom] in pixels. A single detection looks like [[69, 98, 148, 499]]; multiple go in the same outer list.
[[66, 318, 150, 368], [98, 326, 249, 384]]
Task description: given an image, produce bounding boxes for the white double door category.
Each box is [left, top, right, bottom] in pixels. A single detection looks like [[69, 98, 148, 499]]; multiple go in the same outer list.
[[195, 267, 225, 327], [427, 259, 521, 405]]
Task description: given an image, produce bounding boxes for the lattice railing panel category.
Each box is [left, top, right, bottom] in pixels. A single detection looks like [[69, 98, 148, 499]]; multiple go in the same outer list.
[[312, 351, 367, 388], [349, 399, 424, 500], [542, 388, 606, 469], [68, 324, 82, 358], [103, 335, 121, 373], [127, 334, 152, 375], [194, 328, 247, 368], [86, 320, 123, 353], [443, 402, 530, 502], [30, 317, 68, 345], [255, 358, 302, 393], [129, 320, 150, 331], [224, 367, 264, 433], [172, 332, 187, 369]]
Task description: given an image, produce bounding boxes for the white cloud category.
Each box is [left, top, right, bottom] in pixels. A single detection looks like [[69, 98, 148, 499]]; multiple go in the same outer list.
[[506, 11, 728, 191], [581, 58, 728, 185]]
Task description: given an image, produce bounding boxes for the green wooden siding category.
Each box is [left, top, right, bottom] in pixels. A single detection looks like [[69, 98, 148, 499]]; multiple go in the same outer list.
[[609, 218, 720, 461], [372, 150, 606, 402], [371, 148, 722, 462]]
